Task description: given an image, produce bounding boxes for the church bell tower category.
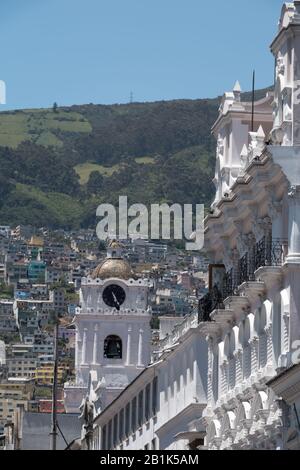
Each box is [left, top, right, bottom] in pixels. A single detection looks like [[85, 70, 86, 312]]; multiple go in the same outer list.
[[64, 241, 152, 413]]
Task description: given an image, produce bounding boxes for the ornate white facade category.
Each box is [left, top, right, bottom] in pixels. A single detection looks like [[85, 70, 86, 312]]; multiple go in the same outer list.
[[202, 1, 300, 450], [64, 245, 152, 413], [78, 2, 300, 451], [212, 82, 273, 208]]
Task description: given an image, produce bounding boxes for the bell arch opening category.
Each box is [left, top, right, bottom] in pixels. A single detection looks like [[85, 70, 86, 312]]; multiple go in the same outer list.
[[104, 335, 123, 359]]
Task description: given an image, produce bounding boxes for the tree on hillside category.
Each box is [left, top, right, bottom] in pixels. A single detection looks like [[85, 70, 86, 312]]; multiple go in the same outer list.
[[0, 142, 81, 196], [87, 171, 104, 194], [0, 175, 14, 203], [53, 102, 58, 113]]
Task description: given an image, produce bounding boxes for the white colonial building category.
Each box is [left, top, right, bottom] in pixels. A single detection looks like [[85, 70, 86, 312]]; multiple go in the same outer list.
[[201, 1, 300, 450], [78, 1, 300, 451], [64, 241, 152, 413]]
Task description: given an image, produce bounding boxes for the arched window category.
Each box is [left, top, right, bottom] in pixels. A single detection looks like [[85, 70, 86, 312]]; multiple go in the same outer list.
[[104, 335, 122, 359]]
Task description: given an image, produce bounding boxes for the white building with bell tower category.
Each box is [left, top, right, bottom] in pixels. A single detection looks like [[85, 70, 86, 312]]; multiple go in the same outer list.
[[64, 241, 152, 413]]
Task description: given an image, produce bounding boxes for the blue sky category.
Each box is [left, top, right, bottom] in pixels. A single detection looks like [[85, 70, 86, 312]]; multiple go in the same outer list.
[[0, 0, 283, 110]]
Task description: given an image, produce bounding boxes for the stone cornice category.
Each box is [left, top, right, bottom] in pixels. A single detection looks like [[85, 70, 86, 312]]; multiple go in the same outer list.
[[155, 402, 207, 436], [82, 277, 151, 287], [75, 311, 151, 320], [212, 96, 273, 135], [270, 22, 300, 54], [267, 363, 300, 404], [204, 154, 287, 257]]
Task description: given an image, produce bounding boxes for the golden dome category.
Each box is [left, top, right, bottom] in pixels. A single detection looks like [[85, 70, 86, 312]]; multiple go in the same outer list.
[[91, 258, 134, 280], [28, 236, 44, 247]]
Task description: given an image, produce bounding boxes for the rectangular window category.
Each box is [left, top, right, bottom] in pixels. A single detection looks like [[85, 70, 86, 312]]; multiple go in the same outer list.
[[125, 403, 130, 437], [138, 390, 143, 427], [113, 414, 118, 447], [119, 409, 124, 442], [152, 376, 158, 415], [101, 425, 107, 450], [145, 384, 150, 421], [131, 397, 137, 433], [107, 420, 112, 450]]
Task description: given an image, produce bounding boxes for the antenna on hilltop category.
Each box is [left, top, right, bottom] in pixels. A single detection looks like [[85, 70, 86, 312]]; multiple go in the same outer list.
[[130, 91, 133, 104]]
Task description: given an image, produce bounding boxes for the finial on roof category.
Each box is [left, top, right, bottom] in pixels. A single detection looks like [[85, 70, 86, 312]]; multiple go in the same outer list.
[[233, 81, 242, 102], [233, 80, 242, 93], [240, 144, 248, 157], [257, 125, 265, 138]]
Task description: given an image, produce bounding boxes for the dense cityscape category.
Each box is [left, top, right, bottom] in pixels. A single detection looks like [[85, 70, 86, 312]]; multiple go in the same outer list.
[[0, 226, 208, 449]]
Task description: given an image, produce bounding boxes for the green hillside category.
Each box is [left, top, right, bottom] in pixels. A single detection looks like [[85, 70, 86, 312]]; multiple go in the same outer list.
[[0, 108, 91, 148], [0, 88, 271, 229]]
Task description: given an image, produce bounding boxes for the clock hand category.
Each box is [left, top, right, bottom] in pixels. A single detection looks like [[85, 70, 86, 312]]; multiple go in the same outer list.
[[112, 292, 120, 309]]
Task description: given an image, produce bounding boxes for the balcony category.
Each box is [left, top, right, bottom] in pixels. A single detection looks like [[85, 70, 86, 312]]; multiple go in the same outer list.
[[198, 238, 287, 322], [253, 237, 287, 271], [198, 287, 224, 322]]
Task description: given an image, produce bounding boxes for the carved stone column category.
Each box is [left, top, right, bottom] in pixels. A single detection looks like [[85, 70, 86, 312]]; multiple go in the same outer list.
[[250, 336, 259, 375], [75, 328, 82, 374], [126, 325, 132, 366], [219, 360, 227, 398], [207, 337, 214, 407], [92, 325, 99, 365], [265, 323, 273, 367], [234, 349, 243, 386], [282, 310, 290, 359], [287, 185, 300, 262], [137, 328, 144, 367], [283, 186, 300, 352], [81, 328, 88, 365]]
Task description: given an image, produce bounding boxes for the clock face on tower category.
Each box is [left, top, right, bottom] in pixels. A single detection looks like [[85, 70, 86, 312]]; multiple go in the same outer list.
[[102, 284, 126, 310]]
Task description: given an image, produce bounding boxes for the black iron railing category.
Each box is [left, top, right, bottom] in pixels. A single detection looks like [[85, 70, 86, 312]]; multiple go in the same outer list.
[[223, 268, 237, 298], [238, 253, 250, 285], [255, 237, 288, 269], [198, 286, 224, 322], [198, 238, 288, 323], [255, 237, 268, 270]]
